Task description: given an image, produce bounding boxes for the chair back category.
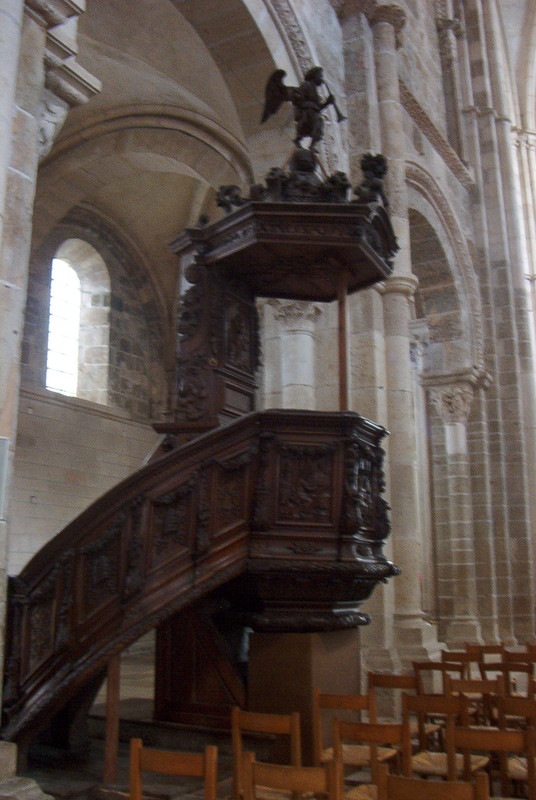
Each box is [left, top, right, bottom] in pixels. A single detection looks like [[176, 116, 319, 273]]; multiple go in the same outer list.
[[479, 660, 536, 697], [413, 660, 466, 696], [367, 673, 416, 721], [332, 719, 405, 783], [441, 650, 477, 677], [232, 707, 301, 800], [494, 694, 536, 727], [402, 692, 470, 759], [445, 674, 505, 725], [242, 751, 341, 800], [376, 762, 489, 800], [446, 720, 536, 798], [312, 689, 373, 767], [465, 643, 505, 663], [129, 738, 218, 800]]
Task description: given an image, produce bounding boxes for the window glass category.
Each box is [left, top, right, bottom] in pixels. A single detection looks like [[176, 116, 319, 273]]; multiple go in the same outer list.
[[45, 258, 81, 396]]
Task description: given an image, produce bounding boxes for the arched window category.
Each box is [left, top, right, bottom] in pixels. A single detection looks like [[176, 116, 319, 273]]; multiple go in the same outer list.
[[46, 259, 81, 396], [45, 239, 111, 404]]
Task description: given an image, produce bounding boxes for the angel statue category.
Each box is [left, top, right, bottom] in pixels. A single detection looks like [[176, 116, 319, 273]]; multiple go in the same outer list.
[[261, 66, 345, 152]]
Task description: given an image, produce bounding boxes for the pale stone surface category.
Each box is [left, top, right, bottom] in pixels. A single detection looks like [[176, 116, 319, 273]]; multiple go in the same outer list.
[[2, 3, 536, 783]]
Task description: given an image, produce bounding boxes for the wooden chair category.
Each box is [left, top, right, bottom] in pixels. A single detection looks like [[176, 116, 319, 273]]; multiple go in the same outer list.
[[465, 643, 505, 663], [242, 751, 341, 800], [479, 660, 536, 698], [129, 738, 218, 800], [446, 719, 536, 799], [441, 650, 478, 679], [376, 762, 490, 800], [401, 693, 488, 778], [367, 672, 440, 746], [444, 674, 505, 726], [312, 690, 397, 772], [493, 694, 536, 731], [413, 660, 466, 696], [332, 719, 406, 800], [232, 707, 302, 800]]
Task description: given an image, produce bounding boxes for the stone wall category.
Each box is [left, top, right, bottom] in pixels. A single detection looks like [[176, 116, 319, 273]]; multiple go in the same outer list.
[[9, 388, 159, 574]]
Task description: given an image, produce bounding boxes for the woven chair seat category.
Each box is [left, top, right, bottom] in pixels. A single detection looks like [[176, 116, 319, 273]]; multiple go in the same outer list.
[[506, 755, 531, 780], [322, 744, 397, 768], [346, 783, 377, 800], [412, 750, 489, 777]]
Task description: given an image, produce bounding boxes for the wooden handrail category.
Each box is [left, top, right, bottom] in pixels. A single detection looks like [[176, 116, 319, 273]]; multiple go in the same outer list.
[[1, 409, 397, 748]]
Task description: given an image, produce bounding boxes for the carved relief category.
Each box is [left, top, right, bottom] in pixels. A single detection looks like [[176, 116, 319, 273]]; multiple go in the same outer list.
[[38, 89, 69, 161], [214, 447, 257, 530], [81, 517, 124, 615], [195, 472, 212, 558], [177, 267, 204, 343], [55, 554, 74, 649], [225, 299, 252, 372], [277, 443, 334, 522], [28, 601, 55, 674], [152, 480, 195, 560], [176, 352, 211, 420], [343, 431, 390, 549], [253, 434, 274, 530], [124, 495, 146, 596]]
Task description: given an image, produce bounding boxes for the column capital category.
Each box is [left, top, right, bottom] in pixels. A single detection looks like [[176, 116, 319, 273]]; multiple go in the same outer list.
[[330, 0, 377, 21], [369, 4, 407, 35], [267, 298, 321, 325], [379, 273, 419, 298], [331, 0, 406, 36], [429, 382, 474, 425]]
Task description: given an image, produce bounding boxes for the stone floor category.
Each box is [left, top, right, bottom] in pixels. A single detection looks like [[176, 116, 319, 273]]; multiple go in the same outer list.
[[19, 642, 235, 800], [22, 737, 234, 800]]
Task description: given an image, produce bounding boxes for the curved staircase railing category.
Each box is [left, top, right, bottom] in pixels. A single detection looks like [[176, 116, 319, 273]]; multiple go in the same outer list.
[[1, 409, 397, 747]]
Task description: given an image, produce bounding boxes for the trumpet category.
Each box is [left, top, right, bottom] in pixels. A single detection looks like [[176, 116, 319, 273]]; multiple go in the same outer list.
[[324, 81, 347, 123]]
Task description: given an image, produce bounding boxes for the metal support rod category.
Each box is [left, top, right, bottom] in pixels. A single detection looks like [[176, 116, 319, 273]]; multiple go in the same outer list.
[[338, 272, 349, 412]]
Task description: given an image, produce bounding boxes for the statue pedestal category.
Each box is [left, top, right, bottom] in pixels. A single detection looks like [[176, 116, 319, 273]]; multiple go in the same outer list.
[[248, 629, 361, 765]]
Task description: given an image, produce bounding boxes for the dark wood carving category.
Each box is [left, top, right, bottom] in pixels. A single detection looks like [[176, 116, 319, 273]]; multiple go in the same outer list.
[[155, 607, 246, 728], [2, 409, 397, 749], [170, 201, 397, 306], [170, 262, 259, 432]]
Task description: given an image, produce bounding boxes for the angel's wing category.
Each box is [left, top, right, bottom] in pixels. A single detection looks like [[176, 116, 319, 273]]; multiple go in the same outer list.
[[261, 69, 293, 123]]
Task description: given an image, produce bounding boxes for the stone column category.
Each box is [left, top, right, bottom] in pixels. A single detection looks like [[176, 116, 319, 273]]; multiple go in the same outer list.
[[429, 380, 481, 645], [0, 0, 24, 256], [436, 10, 467, 161], [464, 0, 536, 640], [271, 300, 320, 410], [370, 4, 439, 663], [0, 1, 99, 714]]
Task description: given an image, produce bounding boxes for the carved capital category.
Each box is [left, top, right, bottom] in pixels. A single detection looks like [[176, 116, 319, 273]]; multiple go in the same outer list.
[[25, 0, 85, 28], [429, 383, 474, 425], [436, 16, 464, 38], [331, 0, 377, 21], [38, 88, 69, 160], [370, 4, 407, 36], [268, 299, 322, 325], [380, 272, 419, 298]]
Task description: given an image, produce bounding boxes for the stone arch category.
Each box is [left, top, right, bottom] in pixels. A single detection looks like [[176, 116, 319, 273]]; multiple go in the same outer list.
[[23, 205, 170, 419], [406, 161, 484, 376]]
